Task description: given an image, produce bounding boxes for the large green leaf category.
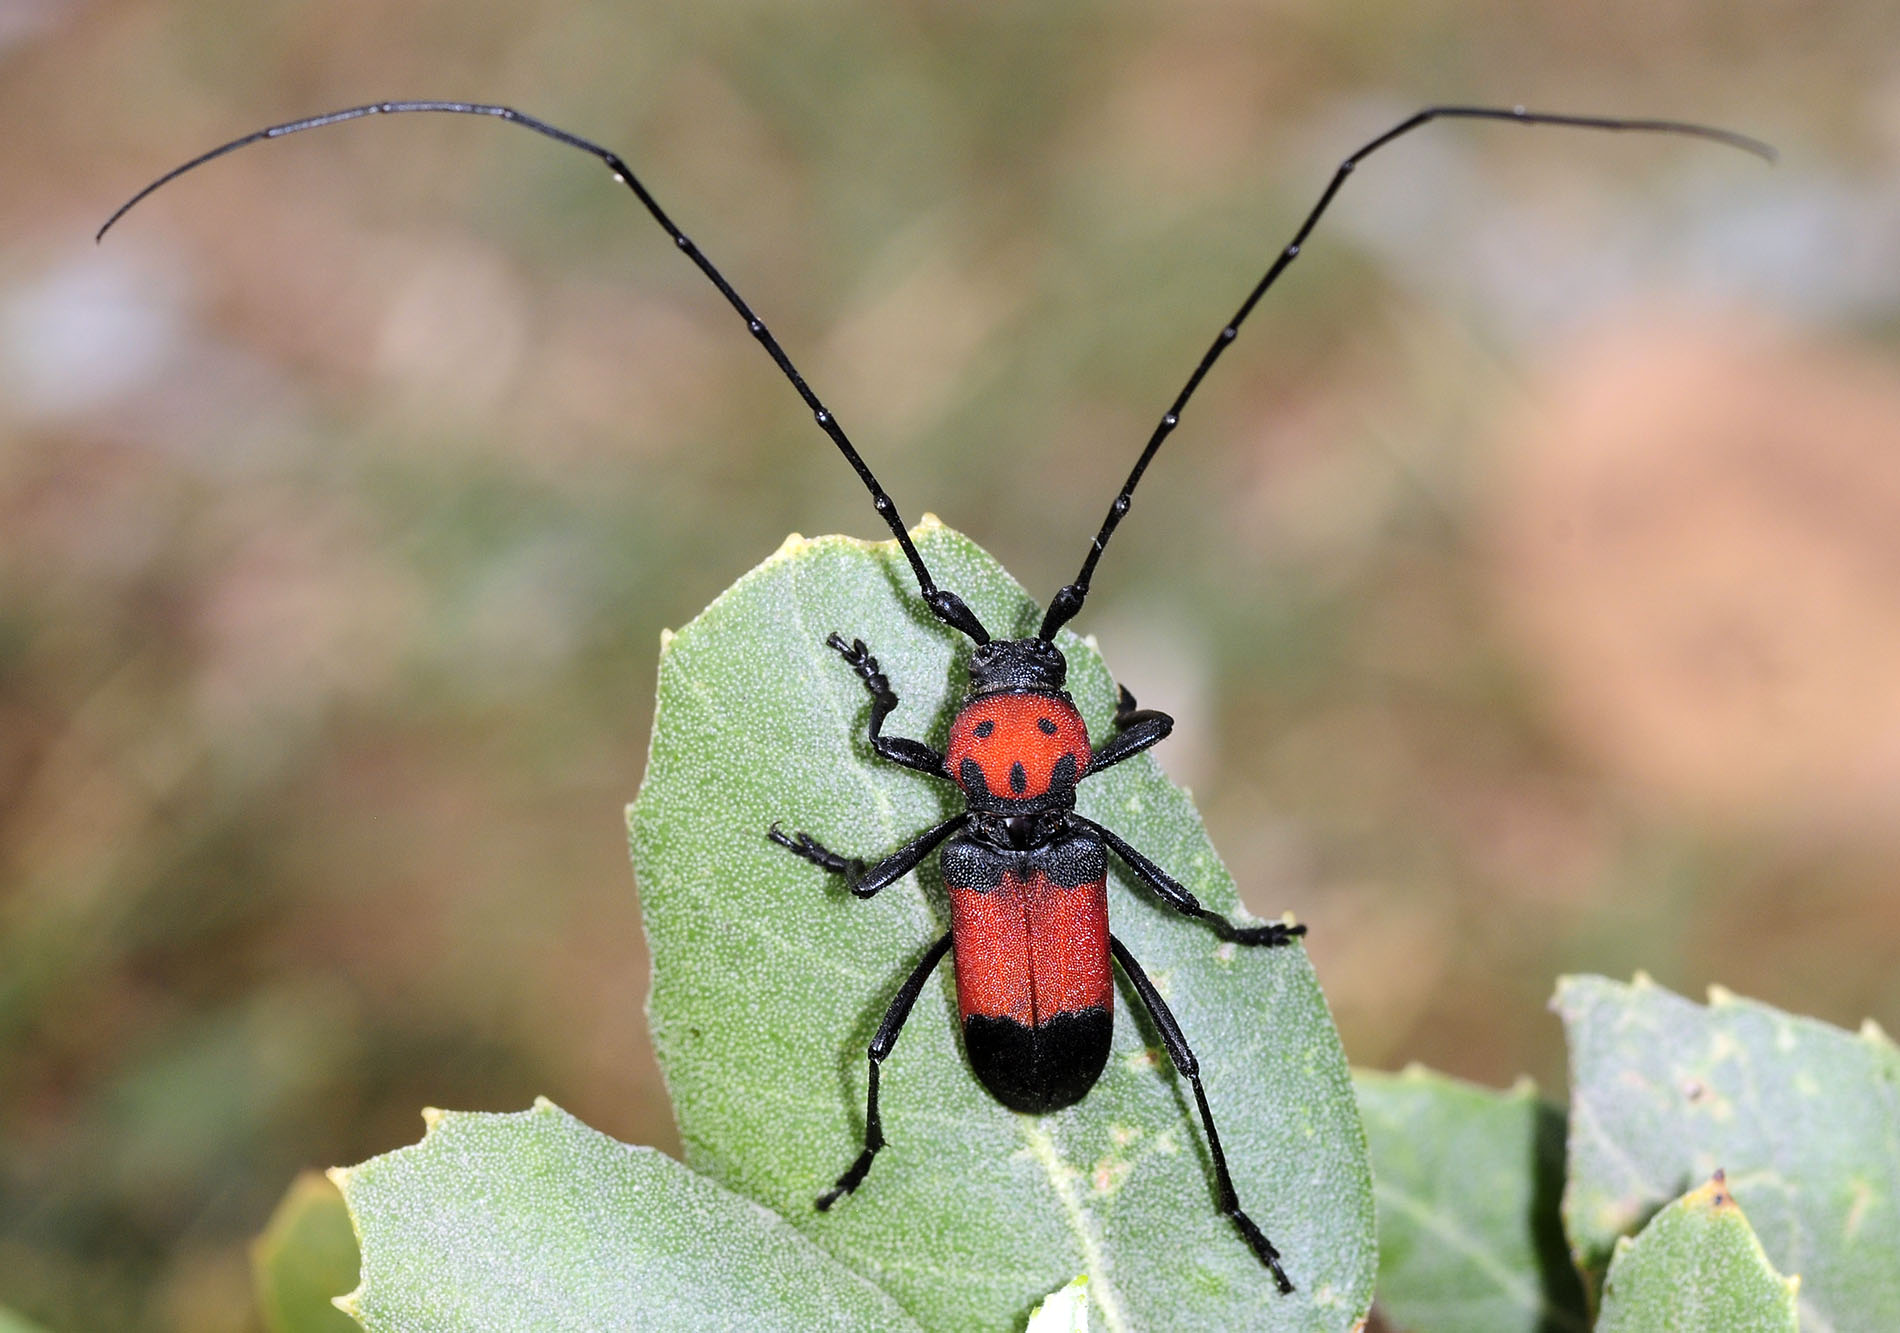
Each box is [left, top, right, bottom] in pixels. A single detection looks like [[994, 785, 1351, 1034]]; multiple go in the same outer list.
[[253, 1172, 361, 1333], [1595, 1173, 1799, 1333], [330, 1099, 921, 1331], [629, 521, 1374, 1332], [1555, 974, 1900, 1331], [1355, 1067, 1585, 1333], [0, 1306, 48, 1333]]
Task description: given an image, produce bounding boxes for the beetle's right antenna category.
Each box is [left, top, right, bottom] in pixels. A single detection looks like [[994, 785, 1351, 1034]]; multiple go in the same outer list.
[[1036, 104, 1775, 640], [98, 100, 993, 645]]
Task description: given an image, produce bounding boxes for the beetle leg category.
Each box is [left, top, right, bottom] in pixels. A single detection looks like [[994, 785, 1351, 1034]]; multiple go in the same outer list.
[[1086, 684, 1175, 775], [825, 633, 949, 777], [818, 932, 954, 1210], [1110, 933, 1295, 1293], [1075, 815, 1306, 946], [768, 813, 967, 899]]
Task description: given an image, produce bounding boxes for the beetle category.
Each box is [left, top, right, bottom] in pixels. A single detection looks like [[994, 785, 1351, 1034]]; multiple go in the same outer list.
[[101, 100, 1771, 1293]]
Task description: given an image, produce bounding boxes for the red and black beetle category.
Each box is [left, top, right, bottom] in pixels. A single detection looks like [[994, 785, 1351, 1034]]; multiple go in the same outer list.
[[100, 100, 1771, 1294]]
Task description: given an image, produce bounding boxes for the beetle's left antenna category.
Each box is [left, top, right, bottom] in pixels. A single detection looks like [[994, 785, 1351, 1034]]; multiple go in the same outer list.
[[98, 100, 992, 645]]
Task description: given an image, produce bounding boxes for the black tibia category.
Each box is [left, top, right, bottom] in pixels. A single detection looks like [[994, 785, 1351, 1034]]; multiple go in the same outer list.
[[826, 634, 946, 777], [819, 932, 954, 1210], [1076, 816, 1306, 947], [769, 813, 968, 899], [1110, 934, 1294, 1294], [1086, 685, 1175, 775]]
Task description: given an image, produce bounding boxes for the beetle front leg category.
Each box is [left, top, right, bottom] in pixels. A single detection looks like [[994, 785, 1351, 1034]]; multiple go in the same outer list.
[[825, 633, 948, 777], [1087, 685, 1175, 775]]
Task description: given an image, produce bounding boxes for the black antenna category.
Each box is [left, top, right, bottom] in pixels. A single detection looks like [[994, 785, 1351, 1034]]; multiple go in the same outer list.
[[1037, 104, 1775, 640], [97, 100, 993, 646]]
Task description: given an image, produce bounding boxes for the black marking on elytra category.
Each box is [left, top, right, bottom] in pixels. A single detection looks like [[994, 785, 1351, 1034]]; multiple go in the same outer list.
[[1009, 761, 1028, 795], [963, 1008, 1112, 1114]]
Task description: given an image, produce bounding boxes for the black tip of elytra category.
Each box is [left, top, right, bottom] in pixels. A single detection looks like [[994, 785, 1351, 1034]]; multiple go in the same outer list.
[[1009, 760, 1027, 794]]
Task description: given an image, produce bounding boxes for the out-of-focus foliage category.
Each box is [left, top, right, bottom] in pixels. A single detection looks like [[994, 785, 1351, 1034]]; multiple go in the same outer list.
[[0, 1306, 48, 1333], [4, 1, 1899, 1328], [1594, 1175, 1799, 1333], [250, 1174, 357, 1333], [1555, 974, 1900, 1329], [1356, 1067, 1583, 1333]]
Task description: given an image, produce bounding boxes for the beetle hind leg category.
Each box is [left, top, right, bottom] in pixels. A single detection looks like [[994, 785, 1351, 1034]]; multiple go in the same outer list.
[[818, 933, 953, 1210], [1110, 933, 1295, 1294]]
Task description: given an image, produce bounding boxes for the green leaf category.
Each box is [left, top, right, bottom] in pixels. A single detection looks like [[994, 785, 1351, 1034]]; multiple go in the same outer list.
[[253, 1171, 361, 1333], [1026, 1277, 1094, 1333], [629, 521, 1374, 1332], [0, 1306, 49, 1333], [1355, 1066, 1585, 1333], [1554, 973, 1900, 1330], [330, 1098, 922, 1331], [1594, 1173, 1799, 1332]]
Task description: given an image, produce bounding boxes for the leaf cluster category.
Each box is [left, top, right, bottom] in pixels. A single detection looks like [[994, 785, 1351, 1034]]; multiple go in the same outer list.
[[235, 529, 1895, 1331]]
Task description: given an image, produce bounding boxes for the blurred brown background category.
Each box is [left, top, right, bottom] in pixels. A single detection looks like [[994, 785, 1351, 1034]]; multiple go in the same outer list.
[[4, 1, 1899, 1327]]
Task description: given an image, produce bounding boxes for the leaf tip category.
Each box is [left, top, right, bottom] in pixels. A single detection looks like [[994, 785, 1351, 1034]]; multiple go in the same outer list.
[[532, 1094, 560, 1114], [332, 1288, 363, 1318], [1860, 1016, 1895, 1048], [420, 1106, 445, 1130], [1707, 983, 1738, 1006], [1631, 969, 1656, 988], [916, 512, 944, 531], [659, 627, 676, 651], [325, 1164, 352, 1190]]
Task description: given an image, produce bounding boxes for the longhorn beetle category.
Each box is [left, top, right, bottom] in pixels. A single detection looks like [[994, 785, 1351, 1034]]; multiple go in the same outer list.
[[101, 100, 1772, 1293]]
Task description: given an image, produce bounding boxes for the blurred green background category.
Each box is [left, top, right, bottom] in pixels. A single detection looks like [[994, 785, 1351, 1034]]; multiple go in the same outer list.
[[4, 1, 1899, 1327]]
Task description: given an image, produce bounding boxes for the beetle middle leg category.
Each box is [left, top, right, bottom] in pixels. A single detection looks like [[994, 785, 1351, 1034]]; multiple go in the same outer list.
[[769, 813, 967, 898]]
